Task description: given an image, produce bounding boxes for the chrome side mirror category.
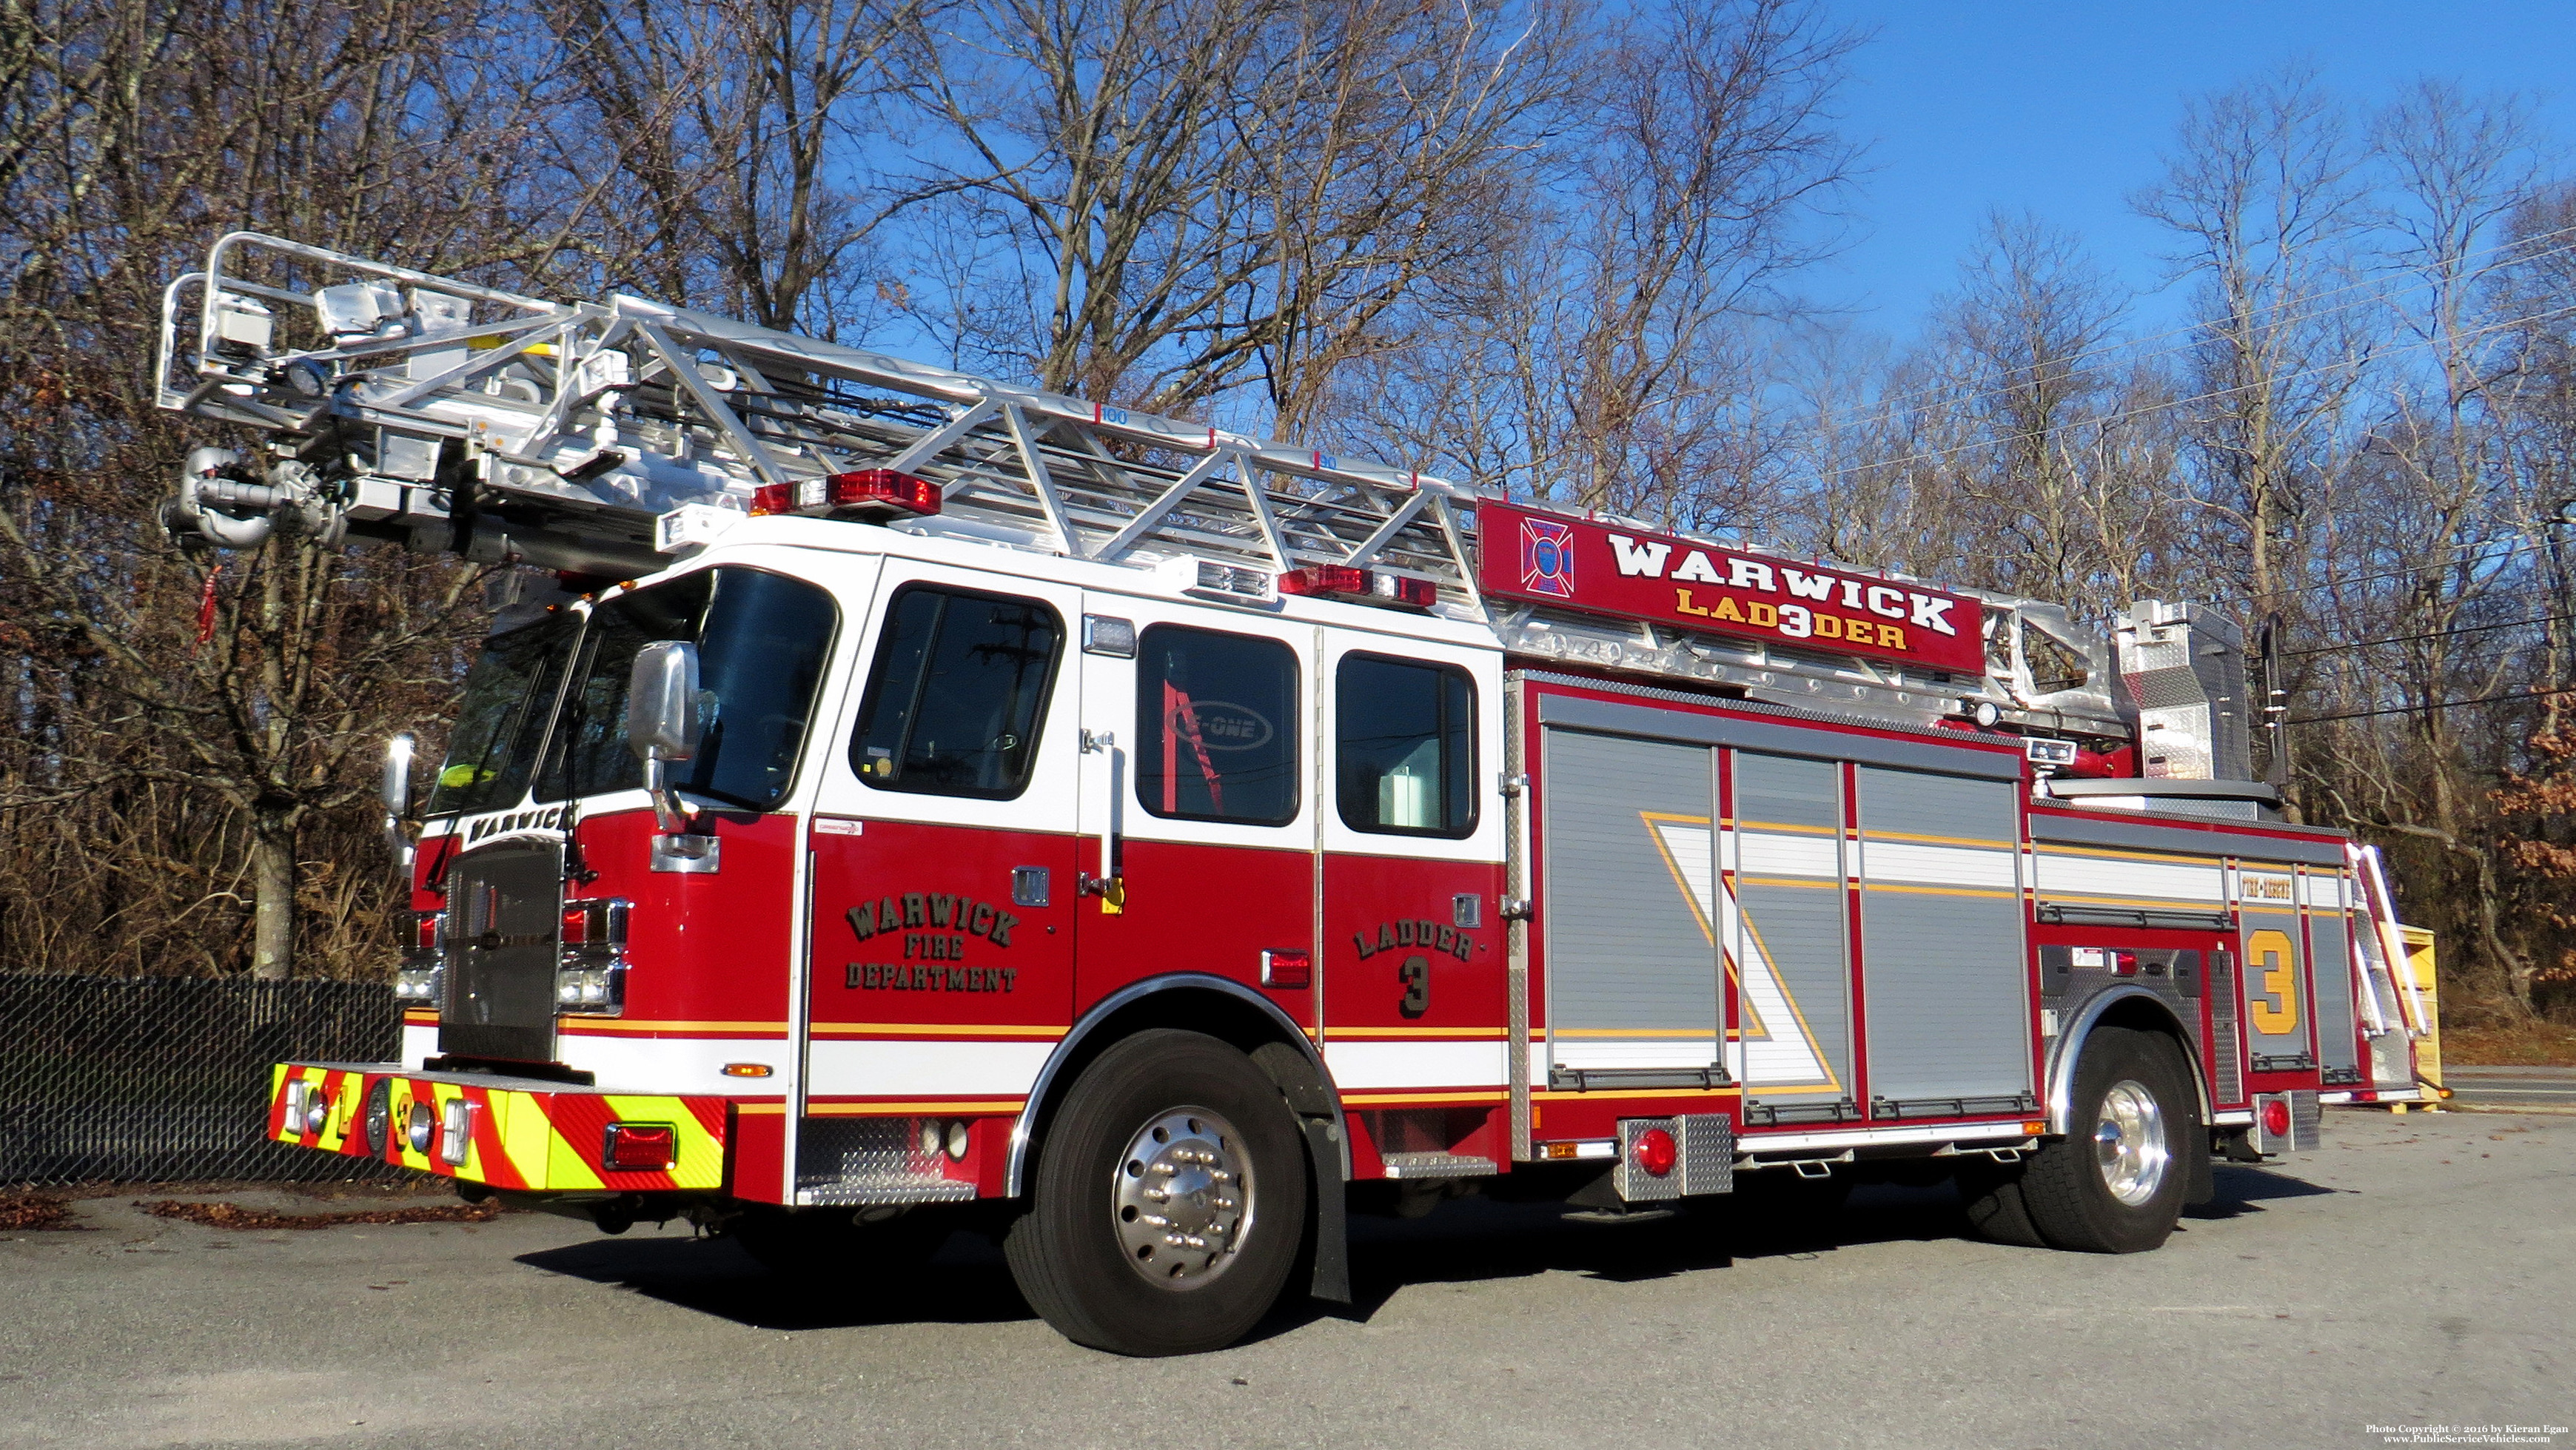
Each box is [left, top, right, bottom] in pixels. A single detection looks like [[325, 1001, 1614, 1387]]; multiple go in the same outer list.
[[625, 640, 702, 762], [380, 733, 415, 873], [625, 641, 701, 836]]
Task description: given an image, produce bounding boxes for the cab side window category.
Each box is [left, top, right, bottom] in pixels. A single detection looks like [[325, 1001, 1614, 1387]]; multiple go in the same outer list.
[[851, 585, 1063, 799], [1336, 654, 1476, 837], [1136, 625, 1299, 825]]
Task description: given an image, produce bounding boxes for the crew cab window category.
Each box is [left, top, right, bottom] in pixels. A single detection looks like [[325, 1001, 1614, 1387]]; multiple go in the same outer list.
[[1136, 625, 1298, 825], [537, 566, 838, 810], [1337, 654, 1476, 837], [851, 585, 1063, 799]]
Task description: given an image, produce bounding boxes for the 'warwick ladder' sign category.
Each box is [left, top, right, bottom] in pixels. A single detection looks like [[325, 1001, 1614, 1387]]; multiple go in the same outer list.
[[1474, 502, 1988, 676]]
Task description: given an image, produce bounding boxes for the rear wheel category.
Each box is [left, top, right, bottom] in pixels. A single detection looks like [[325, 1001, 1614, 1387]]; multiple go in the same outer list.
[[2016, 1027, 2193, 1253], [1004, 1029, 1307, 1356]]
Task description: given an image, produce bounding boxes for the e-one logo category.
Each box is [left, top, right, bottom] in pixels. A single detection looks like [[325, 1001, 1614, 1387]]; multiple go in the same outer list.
[[1173, 700, 1272, 752]]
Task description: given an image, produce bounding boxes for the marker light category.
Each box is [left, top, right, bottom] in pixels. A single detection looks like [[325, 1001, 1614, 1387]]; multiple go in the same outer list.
[[407, 1101, 436, 1155], [1634, 1126, 1679, 1178], [945, 1121, 970, 1161], [2261, 1097, 2292, 1138]]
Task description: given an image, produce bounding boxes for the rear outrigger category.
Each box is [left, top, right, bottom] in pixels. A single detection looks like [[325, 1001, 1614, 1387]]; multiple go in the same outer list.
[[178, 234, 2436, 1355]]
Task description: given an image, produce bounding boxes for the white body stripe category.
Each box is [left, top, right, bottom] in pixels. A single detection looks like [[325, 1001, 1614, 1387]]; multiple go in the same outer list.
[[1737, 830, 1840, 877], [2033, 852, 2224, 902], [1856, 839, 2018, 890], [1550, 1037, 1715, 1069], [1324, 1038, 1506, 1090], [560, 1035, 799, 1095], [802, 1038, 1053, 1098]]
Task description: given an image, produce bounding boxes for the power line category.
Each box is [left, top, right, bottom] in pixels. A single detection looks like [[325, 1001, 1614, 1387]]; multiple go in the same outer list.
[[2290, 685, 2576, 725], [2284, 612, 2575, 657], [1808, 221, 2576, 445], [1816, 298, 2576, 486], [2195, 538, 2554, 611]]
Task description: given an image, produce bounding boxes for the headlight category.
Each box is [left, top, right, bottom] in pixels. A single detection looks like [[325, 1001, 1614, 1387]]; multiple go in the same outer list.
[[440, 1098, 472, 1166]]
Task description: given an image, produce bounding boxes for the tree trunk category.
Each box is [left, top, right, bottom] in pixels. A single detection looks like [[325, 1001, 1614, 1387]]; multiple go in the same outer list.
[[250, 816, 297, 981]]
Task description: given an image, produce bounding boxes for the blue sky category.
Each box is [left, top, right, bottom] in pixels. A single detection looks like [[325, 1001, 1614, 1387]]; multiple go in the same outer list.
[[1808, 1, 2576, 338]]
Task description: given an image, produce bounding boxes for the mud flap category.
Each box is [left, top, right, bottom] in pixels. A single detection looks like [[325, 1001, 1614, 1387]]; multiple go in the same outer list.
[[1301, 1115, 1349, 1303], [2185, 1121, 2215, 1206]]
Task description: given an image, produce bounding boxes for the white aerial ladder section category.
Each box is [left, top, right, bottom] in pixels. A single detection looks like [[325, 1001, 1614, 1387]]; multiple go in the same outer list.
[[158, 232, 2207, 751]]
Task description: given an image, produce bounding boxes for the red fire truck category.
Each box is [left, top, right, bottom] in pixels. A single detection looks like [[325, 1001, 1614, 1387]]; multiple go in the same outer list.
[[161, 235, 2437, 1355]]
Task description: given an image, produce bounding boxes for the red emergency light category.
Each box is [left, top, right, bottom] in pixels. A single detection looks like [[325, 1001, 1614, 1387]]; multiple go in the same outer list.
[[1277, 565, 1437, 611], [750, 469, 940, 520], [603, 1122, 677, 1171]]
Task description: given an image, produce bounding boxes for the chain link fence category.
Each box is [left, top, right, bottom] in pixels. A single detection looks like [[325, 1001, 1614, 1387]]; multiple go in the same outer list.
[[1, 976, 406, 1186]]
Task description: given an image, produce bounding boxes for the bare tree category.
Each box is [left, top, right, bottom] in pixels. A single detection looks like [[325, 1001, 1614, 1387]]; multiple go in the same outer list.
[[904, 0, 1572, 420], [543, 0, 936, 332], [1341, 0, 1858, 530], [0, 0, 574, 978], [2134, 66, 2374, 618]]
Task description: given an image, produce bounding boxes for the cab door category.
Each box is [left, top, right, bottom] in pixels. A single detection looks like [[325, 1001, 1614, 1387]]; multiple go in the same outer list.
[[1070, 595, 1313, 1016], [803, 561, 1085, 1130]]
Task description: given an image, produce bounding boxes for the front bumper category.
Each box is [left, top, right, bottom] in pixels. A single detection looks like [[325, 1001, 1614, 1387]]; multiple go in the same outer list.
[[268, 1062, 730, 1192]]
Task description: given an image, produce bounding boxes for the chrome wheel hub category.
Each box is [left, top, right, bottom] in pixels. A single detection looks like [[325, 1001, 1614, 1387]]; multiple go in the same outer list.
[[1113, 1107, 1251, 1289], [2092, 1078, 2170, 1207]]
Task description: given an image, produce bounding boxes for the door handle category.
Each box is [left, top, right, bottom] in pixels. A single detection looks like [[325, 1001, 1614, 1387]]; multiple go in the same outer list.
[[1081, 730, 1125, 912]]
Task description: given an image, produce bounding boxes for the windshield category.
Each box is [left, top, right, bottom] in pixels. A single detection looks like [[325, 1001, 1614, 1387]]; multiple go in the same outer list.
[[536, 566, 838, 810], [426, 614, 577, 816]]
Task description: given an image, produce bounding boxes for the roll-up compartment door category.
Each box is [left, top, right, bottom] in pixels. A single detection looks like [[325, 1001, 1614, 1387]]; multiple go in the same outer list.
[[1540, 730, 1720, 1076], [2304, 870, 2360, 1079], [1853, 765, 2030, 1110], [1728, 751, 1853, 1104], [2235, 865, 2312, 1072]]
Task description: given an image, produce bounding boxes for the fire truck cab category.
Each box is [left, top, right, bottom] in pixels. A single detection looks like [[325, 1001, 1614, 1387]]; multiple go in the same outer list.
[[166, 235, 2435, 1356]]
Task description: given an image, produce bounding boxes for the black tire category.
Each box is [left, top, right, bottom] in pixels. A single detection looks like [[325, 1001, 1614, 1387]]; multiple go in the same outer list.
[[1954, 1158, 2046, 1247], [1004, 1029, 1307, 1356], [2017, 1026, 2193, 1253], [728, 1205, 950, 1281]]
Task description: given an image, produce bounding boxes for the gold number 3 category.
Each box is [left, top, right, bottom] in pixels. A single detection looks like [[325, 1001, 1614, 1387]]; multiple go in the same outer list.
[[2246, 928, 2299, 1035]]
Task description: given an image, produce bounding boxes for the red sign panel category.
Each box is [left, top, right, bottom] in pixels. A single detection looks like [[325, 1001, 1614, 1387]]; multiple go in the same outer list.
[[1474, 502, 1987, 675]]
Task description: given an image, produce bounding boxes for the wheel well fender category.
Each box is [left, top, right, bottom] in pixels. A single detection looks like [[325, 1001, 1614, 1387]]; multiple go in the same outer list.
[[2045, 987, 2210, 1134], [1004, 973, 1344, 1197]]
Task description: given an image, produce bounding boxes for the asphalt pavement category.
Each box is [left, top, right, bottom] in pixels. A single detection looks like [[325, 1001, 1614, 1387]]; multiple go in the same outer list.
[[2, 1108, 2569, 1450], [2443, 1065, 2576, 1112]]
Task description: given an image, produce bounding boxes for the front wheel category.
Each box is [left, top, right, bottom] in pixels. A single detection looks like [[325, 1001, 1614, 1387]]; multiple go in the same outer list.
[[2016, 1026, 2194, 1253], [1004, 1029, 1307, 1356]]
